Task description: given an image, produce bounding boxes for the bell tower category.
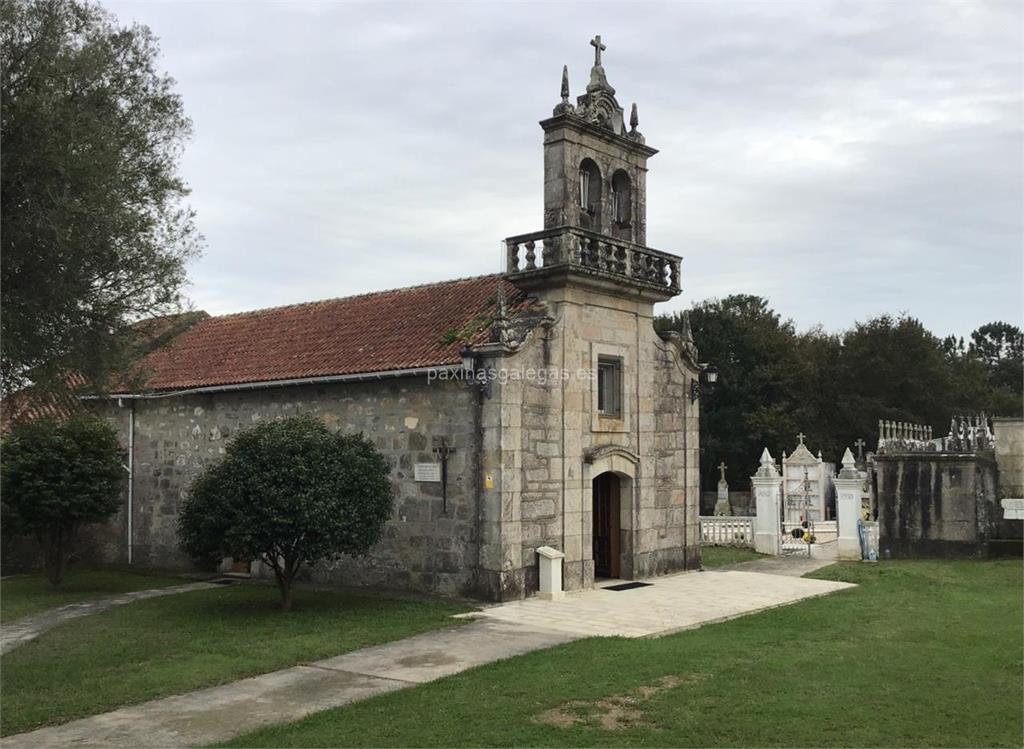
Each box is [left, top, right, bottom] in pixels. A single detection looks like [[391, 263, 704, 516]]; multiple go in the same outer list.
[[506, 36, 680, 303], [542, 35, 656, 246]]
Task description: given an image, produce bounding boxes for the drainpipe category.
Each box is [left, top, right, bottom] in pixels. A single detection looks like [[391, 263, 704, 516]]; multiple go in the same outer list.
[[125, 400, 135, 565]]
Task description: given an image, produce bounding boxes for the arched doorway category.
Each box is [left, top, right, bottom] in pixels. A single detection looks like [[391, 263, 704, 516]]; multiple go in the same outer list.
[[592, 472, 621, 578]]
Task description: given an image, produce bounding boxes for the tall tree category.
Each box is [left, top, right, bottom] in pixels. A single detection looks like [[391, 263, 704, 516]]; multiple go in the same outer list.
[[968, 321, 1023, 399], [834, 314, 953, 448], [657, 301, 1023, 500], [657, 295, 813, 494], [1, 0, 200, 397]]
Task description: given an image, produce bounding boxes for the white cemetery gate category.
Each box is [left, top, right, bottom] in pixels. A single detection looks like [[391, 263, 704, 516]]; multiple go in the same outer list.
[[748, 441, 874, 560]]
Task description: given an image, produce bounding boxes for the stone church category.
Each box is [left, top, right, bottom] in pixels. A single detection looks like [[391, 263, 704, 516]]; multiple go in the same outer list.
[[84, 37, 702, 601]]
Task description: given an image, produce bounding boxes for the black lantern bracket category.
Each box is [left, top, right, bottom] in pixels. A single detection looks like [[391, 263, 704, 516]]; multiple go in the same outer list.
[[690, 363, 719, 403]]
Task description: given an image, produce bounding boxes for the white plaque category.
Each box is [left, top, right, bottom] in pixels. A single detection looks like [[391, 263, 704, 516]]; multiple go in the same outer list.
[[414, 462, 441, 482]]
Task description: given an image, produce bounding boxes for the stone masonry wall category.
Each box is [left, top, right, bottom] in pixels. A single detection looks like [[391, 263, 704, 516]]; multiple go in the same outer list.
[[90, 377, 483, 597], [479, 284, 699, 600], [875, 453, 1011, 558]]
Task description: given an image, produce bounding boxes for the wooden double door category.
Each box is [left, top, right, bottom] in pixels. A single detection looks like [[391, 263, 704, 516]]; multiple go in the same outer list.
[[592, 472, 621, 579]]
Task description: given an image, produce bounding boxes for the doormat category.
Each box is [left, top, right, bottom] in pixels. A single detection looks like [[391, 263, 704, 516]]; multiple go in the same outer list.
[[602, 581, 652, 591]]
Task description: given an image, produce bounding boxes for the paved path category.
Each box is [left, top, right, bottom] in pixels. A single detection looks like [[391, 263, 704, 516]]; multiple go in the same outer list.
[[716, 555, 838, 578], [463, 568, 854, 638], [3, 621, 574, 749], [4, 568, 855, 748], [0, 582, 220, 654]]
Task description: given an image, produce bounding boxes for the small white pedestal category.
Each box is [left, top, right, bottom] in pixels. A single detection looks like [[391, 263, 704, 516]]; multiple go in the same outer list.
[[536, 546, 565, 600]]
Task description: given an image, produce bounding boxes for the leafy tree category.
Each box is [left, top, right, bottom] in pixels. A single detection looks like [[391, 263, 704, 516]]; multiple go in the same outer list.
[[1, 415, 124, 585], [1, 0, 200, 397], [658, 301, 1023, 504], [969, 322, 1023, 398], [657, 295, 815, 495], [178, 416, 394, 610], [834, 314, 954, 447]]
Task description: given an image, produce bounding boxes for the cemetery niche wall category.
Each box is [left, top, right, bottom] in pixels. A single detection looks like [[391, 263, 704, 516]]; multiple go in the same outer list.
[[873, 417, 1022, 559]]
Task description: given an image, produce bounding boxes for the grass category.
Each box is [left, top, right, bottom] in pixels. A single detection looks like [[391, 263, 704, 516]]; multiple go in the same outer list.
[[1, 583, 469, 736], [0, 567, 187, 622], [700, 545, 765, 568], [223, 560, 1023, 748]]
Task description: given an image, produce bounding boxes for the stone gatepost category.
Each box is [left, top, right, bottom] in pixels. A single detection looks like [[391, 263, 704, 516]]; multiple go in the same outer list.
[[834, 448, 863, 560], [751, 448, 782, 555]]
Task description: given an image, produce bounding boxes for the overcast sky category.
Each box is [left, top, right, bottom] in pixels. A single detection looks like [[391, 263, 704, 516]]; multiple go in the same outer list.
[[107, 0, 1022, 338]]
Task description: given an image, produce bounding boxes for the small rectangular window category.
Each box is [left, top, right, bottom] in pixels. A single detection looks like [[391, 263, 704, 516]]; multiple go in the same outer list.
[[597, 357, 622, 417]]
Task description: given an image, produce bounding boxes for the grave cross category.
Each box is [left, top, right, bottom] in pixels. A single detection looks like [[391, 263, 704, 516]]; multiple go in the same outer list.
[[796, 432, 806, 445], [718, 462, 727, 481], [854, 438, 866, 460], [590, 35, 606, 66]]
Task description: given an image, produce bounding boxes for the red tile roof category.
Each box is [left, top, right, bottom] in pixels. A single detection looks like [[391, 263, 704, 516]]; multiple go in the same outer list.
[[118, 274, 528, 393]]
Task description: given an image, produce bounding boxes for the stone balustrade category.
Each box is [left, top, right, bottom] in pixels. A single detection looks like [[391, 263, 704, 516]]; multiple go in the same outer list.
[[876, 419, 936, 454], [505, 226, 681, 294]]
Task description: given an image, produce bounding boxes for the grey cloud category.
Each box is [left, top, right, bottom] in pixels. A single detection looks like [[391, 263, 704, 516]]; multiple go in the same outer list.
[[109, 0, 1022, 337]]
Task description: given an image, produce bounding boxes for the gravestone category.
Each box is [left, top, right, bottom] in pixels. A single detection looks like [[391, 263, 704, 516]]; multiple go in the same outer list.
[[714, 461, 731, 516]]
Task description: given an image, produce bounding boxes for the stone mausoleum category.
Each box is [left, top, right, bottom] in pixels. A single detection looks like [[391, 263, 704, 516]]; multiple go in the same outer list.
[[71, 37, 702, 601]]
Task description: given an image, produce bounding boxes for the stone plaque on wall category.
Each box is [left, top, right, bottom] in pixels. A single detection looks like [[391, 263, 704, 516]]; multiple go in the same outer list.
[[414, 463, 441, 482]]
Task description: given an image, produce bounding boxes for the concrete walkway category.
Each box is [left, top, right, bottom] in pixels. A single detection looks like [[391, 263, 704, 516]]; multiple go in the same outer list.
[[3, 620, 575, 749], [4, 568, 855, 748], [715, 555, 839, 578], [0, 582, 220, 654], [463, 568, 855, 638]]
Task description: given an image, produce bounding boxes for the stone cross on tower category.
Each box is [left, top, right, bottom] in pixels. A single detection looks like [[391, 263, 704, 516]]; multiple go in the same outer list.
[[590, 35, 606, 65], [796, 432, 806, 445], [718, 462, 727, 482], [854, 438, 866, 460]]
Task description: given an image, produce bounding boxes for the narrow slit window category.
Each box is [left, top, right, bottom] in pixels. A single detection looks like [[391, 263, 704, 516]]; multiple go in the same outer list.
[[597, 357, 622, 417]]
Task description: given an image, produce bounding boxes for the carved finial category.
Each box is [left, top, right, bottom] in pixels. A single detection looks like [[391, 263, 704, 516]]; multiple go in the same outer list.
[[797, 432, 806, 445], [838, 447, 859, 478], [553, 65, 575, 115], [627, 102, 645, 143], [756, 448, 779, 478]]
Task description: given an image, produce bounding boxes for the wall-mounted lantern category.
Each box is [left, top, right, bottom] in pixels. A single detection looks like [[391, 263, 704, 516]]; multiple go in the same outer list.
[[460, 345, 492, 398], [690, 364, 719, 404]]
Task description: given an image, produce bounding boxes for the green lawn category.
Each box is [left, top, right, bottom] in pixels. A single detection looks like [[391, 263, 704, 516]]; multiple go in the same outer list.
[[1, 584, 469, 736], [0, 568, 187, 622], [224, 560, 1023, 748], [700, 545, 765, 568]]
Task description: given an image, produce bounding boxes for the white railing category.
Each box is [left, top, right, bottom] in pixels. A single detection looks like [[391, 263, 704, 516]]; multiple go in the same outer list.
[[700, 516, 754, 547]]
